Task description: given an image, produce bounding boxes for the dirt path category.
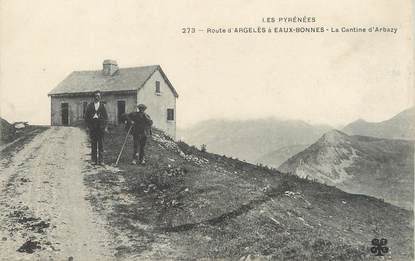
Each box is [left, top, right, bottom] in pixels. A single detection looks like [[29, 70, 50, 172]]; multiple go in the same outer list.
[[0, 127, 113, 260]]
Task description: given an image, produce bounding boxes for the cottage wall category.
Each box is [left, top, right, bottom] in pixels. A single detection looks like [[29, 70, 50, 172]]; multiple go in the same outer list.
[[101, 93, 137, 124], [50, 93, 137, 126], [137, 70, 176, 138], [51, 96, 90, 125]]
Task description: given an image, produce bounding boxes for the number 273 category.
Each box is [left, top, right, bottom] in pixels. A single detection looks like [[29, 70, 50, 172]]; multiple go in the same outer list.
[[182, 28, 196, 33]]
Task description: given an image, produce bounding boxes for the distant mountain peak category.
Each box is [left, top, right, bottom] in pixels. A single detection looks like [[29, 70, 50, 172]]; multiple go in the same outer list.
[[392, 106, 415, 120], [318, 129, 350, 145], [279, 129, 414, 210], [353, 118, 367, 124], [342, 107, 415, 140]]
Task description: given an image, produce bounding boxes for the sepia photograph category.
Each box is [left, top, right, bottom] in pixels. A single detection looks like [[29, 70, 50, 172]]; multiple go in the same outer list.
[[0, 0, 413, 260]]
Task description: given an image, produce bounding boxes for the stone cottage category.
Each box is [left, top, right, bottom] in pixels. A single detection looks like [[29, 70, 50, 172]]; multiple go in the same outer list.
[[48, 60, 178, 138]]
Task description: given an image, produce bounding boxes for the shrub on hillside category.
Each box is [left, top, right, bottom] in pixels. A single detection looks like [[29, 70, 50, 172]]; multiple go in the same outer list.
[[0, 117, 16, 143]]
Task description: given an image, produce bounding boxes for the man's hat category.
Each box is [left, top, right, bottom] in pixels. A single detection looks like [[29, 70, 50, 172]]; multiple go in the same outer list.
[[137, 104, 147, 110], [93, 90, 101, 96]]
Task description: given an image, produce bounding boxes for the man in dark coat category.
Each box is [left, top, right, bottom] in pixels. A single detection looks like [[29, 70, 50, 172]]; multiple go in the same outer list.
[[85, 90, 108, 165], [127, 104, 153, 165]]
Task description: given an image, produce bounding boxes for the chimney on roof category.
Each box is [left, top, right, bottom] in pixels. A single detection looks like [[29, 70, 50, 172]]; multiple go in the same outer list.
[[103, 59, 118, 76]]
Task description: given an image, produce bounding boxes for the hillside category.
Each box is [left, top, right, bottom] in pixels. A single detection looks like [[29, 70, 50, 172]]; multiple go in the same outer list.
[[0, 117, 15, 144], [279, 130, 414, 210], [0, 116, 48, 148], [256, 144, 309, 168], [83, 125, 413, 260], [177, 118, 332, 164], [343, 106, 415, 140]]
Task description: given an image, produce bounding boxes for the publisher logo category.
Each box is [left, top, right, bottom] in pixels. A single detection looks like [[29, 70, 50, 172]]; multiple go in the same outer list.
[[371, 238, 388, 256]]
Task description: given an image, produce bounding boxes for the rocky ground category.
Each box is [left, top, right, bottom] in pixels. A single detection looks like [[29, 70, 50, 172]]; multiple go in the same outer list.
[[0, 127, 113, 260]]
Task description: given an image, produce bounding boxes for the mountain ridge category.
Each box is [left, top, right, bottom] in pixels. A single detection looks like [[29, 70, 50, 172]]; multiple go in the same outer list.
[[178, 118, 332, 165], [279, 130, 414, 210], [255, 144, 309, 168], [342, 106, 414, 139]]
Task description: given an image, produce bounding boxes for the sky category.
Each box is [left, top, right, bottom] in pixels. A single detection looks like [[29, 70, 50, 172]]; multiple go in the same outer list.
[[0, 0, 413, 128]]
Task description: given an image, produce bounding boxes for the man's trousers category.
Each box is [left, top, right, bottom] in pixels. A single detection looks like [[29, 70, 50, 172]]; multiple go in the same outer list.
[[133, 135, 147, 163], [90, 127, 104, 164]]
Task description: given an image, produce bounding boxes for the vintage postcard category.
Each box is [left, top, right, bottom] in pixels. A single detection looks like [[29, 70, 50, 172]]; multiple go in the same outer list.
[[0, 0, 413, 260]]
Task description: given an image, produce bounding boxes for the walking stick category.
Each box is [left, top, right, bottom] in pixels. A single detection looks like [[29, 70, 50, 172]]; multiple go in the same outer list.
[[115, 125, 133, 166]]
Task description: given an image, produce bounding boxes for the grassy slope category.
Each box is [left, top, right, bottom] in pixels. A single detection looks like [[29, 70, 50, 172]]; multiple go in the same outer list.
[[343, 135, 413, 210], [84, 125, 413, 260]]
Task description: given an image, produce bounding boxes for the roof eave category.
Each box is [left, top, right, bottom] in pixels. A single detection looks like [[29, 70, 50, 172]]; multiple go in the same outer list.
[[139, 65, 179, 98], [48, 89, 137, 97], [159, 67, 179, 98]]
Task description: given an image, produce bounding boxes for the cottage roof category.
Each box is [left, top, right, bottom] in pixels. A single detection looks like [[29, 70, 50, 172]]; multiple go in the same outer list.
[[48, 65, 178, 97]]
